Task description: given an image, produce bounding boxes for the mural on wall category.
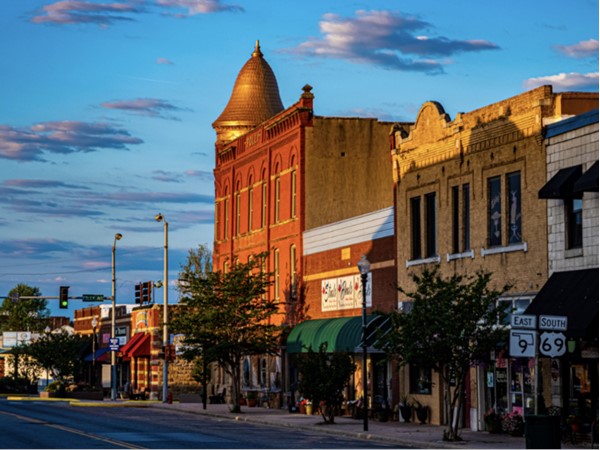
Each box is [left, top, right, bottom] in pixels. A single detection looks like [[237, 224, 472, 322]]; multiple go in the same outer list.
[[321, 273, 372, 312]]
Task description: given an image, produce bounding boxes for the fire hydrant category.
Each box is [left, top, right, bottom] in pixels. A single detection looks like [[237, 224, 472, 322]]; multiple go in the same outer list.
[[167, 390, 173, 404]]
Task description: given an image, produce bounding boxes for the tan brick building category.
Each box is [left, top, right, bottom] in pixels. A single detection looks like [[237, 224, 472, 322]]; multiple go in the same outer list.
[[390, 86, 598, 427]]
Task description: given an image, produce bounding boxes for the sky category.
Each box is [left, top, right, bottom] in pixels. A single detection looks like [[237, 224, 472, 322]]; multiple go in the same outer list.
[[0, 0, 598, 318]]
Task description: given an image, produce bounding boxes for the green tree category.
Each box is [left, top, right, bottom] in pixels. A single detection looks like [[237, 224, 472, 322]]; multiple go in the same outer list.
[[0, 284, 49, 333], [170, 249, 279, 413], [295, 343, 355, 423], [22, 330, 89, 384], [379, 266, 509, 441]]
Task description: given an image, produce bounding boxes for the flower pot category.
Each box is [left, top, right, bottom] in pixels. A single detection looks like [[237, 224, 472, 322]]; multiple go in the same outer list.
[[486, 420, 502, 434], [400, 406, 413, 423], [305, 404, 313, 415], [416, 406, 428, 424]]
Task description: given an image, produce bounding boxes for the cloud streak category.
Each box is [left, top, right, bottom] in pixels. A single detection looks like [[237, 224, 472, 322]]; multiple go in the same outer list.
[[523, 72, 599, 91], [101, 98, 190, 120], [283, 10, 499, 73], [0, 121, 143, 162], [555, 39, 599, 59]]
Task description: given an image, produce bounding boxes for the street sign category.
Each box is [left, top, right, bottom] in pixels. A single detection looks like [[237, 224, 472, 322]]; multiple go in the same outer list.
[[511, 314, 537, 329], [539, 331, 567, 357], [539, 315, 568, 331], [109, 338, 120, 352], [510, 329, 537, 357], [82, 294, 105, 302]]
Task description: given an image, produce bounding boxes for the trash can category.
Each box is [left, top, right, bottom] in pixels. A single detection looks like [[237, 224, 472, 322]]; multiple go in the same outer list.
[[525, 415, 561, 449]]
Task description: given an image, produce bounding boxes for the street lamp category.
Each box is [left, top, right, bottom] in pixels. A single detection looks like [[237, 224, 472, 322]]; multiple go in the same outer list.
[[357, 254, 371, 432], [91, 316, 98, 388], [155, 213, 169, 403], [111, 232, 123, 401]]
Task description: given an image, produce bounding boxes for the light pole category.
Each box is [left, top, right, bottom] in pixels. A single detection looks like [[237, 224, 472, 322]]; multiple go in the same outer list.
[[111, 232, 123, 401], [357, 254, 371, 432], [44, 326, 51, 388], [91, 316, 98, 388], [155, 213, 169, 403]]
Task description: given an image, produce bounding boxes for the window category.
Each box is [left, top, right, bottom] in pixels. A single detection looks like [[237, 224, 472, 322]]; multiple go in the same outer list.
[[566, 198, 583, 249], [223, 197, 229, 240], [452, 186, 460, 254], [215, 202, 220, 241], [273, 248, 280, 300], [235, 191, 241, 236], [498, 297, 532, 326], [274, 176, 281, 223], [507, 172, 522, 244], [261, 180, 267, 228], [488, 176, 502, 247], [290, 244, 297, 298], [463, 184, 470, 251], [425, 193, 437, 257], [291, 170, 297, 218], [248, 186, 253, 232], [409, 365, 432, 395], [410, 197, 421, 260]]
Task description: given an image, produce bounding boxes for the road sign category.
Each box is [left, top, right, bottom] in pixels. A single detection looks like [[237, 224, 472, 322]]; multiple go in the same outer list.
[[511, 314, 537, 329], [539, 331, 567, 357], [539, 315, 568, 331], [82, 294, 105, 302], [510, 329, 537, 357], [109, 338, 120, 352]]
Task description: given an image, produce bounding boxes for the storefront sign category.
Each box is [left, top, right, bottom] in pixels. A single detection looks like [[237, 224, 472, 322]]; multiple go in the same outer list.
[[321, 273, 371, 312]]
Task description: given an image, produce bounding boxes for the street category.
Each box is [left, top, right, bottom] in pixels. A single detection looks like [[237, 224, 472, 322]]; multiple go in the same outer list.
[[0, 399, 402, 449]]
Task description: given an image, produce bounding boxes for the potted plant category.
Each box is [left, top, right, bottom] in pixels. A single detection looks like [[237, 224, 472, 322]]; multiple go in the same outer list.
[[399, 394, 413, 423], [246, 391, 257, 407], [484, 408, 503, 433], [413, 398, 429, 424], [40, 380, 64, 398], [566, 415, 580, 433], [501, 411, 524, 437]]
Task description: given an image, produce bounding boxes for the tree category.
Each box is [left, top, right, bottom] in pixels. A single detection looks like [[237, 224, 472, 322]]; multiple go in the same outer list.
[[22, 330, 89, 384], [0, 284, 49, 333], [378, 266, 509, 441], [294, 343, 355, 423], [170, 249, 279, 413]]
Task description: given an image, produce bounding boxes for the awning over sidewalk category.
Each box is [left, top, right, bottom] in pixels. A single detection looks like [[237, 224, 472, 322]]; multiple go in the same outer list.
[[574, 161, 599, 193], [524, 268, 598, 339], [120, 333, 151, 358], [538, 165, 582, 199], [286, 315, 391, 354], [84, 347, 110, 362]]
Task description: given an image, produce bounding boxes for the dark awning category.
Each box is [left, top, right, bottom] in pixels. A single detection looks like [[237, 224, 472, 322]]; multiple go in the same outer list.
[[286, 315, 391, 354], [574, 161, 599, 193], [84, 347, 110, 362], [524, 269, 598, 339], [538, 165, 582, 199]]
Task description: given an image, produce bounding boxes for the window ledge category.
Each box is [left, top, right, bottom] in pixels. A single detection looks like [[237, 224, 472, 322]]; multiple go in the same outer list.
[[447, 250, 475, 262], [565, 247, 583, 258], [406, 255, 441, 268], [481, 242, 527, 257]]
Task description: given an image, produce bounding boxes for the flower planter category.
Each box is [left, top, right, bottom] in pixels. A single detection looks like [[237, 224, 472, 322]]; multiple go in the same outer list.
[[66, 391, 104, 401], [400, 406, 413, 423], [415, 406, 429, 424], [40, 391, 59, 399]]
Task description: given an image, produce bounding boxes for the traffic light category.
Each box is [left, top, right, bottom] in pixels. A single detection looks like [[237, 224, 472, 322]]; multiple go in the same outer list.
[[59, 286, 69, 309], [141, 281, 152, 303], [135, 283, 141, 304]]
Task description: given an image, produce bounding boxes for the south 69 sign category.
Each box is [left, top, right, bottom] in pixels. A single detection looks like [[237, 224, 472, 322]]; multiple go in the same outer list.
[[539, 332, 567, 358]]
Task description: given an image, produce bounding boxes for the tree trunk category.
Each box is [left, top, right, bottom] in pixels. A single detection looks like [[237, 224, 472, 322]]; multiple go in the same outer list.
[[229, 362, 241, 413]]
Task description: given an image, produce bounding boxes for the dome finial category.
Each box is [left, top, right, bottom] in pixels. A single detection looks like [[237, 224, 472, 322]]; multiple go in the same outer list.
[[252, 40, 263, 57]]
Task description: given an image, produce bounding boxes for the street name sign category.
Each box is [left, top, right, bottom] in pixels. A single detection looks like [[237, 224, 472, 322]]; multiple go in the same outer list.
[[510, 329, 537, 357], [82, 294, 105, 302], [511, 314, 537, 329], [539, 315, 568, 331], [539, 331, 567, 357]]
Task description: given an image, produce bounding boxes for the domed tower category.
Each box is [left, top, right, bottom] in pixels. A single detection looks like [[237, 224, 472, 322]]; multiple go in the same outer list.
[[212, 41, 284, 148]]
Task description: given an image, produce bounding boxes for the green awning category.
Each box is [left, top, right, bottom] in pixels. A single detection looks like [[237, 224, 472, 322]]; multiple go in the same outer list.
[[286, 315, 391, 354]]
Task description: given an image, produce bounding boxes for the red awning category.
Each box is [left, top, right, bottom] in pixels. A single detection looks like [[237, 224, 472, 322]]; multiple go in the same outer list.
[[120, 333, 151, 358]]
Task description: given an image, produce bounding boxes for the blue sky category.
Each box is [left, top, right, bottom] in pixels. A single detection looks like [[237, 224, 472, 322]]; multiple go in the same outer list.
[[0, 0, 597, 317]]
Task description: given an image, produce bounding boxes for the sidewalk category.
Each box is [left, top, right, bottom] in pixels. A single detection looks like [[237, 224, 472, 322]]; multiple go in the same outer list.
[[147, 401, 592, 449]]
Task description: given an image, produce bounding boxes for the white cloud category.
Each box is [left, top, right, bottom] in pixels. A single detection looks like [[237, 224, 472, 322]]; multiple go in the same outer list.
[[523, 72, 599, 91]]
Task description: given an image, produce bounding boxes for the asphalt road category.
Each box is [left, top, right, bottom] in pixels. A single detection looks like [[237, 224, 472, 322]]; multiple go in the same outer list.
[[0, 399, 401, 449]]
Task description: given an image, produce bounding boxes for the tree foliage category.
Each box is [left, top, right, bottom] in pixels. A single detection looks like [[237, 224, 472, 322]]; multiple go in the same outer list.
[[170, 248, 279, 413], [295, 343, 355, 423], [22, 330, 89, 383], [378, 266, 509, 441], [0, 284, 49, 333]]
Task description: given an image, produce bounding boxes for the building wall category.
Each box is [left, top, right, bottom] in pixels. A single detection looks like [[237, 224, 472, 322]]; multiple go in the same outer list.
[[545, 118, 599, 273], [390, 86, 598, 426]]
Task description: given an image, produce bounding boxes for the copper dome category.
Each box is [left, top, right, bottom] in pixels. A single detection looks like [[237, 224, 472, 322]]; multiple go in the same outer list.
[[213, 41, 284, 129]]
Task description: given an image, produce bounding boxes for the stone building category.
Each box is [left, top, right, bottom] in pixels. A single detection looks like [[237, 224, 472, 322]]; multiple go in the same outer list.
[[390, 86, 598, 427], [211, 41, 403, 408]]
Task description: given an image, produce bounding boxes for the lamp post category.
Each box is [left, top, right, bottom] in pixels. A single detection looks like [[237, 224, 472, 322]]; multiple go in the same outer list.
[[357, 254, 371, 432], [111, 232, 123, 401], [44, 326, 51, 388], [91, 316, 98, 388], [155, 213, 169, 403]]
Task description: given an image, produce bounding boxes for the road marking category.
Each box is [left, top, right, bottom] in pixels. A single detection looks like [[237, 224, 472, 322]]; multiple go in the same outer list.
[[0, 409, 146, 449]]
